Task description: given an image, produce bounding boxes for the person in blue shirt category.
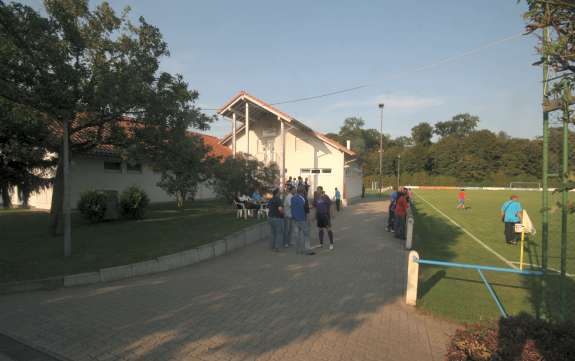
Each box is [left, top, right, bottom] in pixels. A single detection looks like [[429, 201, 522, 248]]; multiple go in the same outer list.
[[501, 195, 523, 245], [251, 190, 262, 202], [386, 188, 399, 232], [291, 186, 314, 255], [334, 187, 342, 212]]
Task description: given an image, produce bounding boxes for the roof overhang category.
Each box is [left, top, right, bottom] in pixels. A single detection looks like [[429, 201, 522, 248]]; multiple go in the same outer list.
[[218, 90, 294, 124], [218, 91, 355, 156]]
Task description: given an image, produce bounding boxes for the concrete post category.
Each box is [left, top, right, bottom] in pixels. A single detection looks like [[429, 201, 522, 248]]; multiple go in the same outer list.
[[405, 217, 414, 249], [406, 250, 419, 306], [245, 102, 249, 155], [280, 117, 285, 186], [232, 112, 236, 158]]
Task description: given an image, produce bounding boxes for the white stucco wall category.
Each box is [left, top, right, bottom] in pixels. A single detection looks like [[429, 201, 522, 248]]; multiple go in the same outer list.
[[344, 163, 363, 200], [24, 156, 216, 210], [230, 122, 346, 199]]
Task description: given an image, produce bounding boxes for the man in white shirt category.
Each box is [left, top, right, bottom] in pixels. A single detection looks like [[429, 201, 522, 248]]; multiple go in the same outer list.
[[283, 186, 295, 247]]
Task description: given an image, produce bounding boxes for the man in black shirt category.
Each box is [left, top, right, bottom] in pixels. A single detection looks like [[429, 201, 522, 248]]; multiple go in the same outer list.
[[268, 188, 284, 251]]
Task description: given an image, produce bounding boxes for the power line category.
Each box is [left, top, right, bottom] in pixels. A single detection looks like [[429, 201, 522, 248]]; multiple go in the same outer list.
[[202, 32, 526, 112]]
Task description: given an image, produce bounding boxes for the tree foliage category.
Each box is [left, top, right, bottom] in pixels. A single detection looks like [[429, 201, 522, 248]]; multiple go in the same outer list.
[[411, 122, 433, 147], [212, 155, 279, 202], [0, 100, 55, 208], [329, 113, 573, 185], [0, 1, 212, 229], [433, 114, 479, 138], [522, 0, 575, 78], [142, 133, 217, 208]]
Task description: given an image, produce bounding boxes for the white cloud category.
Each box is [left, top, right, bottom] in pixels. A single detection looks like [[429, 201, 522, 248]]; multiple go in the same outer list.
[[375, 94, 444, 109], [325, 94, 444, 111]]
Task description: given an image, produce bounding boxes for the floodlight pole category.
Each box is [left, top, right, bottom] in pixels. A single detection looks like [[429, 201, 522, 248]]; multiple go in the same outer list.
[[378, 103, 384, 196]]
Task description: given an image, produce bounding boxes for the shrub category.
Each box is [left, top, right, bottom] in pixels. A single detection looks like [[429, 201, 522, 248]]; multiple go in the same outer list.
[[77, 190, 108, 223], [446, 313, 575, 361], [120, 186, 150, 219]]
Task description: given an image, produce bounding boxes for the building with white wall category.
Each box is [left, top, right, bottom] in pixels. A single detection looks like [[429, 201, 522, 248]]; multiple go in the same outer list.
[[218, 91, 363, 203], [13, 133, 229, 210]]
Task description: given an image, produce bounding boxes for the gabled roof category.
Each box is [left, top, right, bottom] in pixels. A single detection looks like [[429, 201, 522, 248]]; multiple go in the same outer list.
[[218, 91, 355, 156]]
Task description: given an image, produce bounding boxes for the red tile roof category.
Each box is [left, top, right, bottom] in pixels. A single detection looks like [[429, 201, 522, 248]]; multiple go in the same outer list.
[[188, 132, 232, 158], [50, 118, 230, 159]]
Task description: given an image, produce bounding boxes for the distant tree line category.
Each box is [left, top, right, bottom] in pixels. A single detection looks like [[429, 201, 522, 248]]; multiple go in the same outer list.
[[327, 114, 575, 187]]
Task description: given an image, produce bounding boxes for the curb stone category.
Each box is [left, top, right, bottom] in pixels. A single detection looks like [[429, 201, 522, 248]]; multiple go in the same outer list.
[[0, 222, 267, 294]]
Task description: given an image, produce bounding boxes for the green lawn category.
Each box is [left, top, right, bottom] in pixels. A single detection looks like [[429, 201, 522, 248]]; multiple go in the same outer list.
[[0, 200, 261, 283], [412, 189, 575, 323]]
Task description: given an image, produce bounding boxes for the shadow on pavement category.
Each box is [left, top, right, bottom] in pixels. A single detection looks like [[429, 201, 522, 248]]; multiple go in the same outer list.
[[0, 200, 431, 361]]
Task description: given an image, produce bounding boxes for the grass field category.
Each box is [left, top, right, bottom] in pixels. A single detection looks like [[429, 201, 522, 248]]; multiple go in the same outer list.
[[412, 189, 575, 323], [0, 200, 261, 283]]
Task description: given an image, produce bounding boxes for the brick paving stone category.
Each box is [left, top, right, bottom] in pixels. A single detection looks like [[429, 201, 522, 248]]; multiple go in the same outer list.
[[0, 200, 458, 361]]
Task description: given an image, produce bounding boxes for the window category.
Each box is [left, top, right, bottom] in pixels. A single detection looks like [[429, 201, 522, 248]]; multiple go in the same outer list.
[[127, 163, 143, 174], [321, 168, 332, 174], [345, 167, 352, 177], [311, 169, 321, 174], [104, 161, 122, 173], [301, 168, 311, 174]]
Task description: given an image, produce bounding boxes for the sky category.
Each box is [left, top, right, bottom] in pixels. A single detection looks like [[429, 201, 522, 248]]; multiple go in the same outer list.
[[23, 0, 546, 139]]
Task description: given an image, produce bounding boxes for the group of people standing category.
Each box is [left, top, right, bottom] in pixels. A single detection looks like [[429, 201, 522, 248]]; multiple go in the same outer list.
[[284, 176, 310, 195], [386, 187, 411, 240], [267, 185, 336, 255]]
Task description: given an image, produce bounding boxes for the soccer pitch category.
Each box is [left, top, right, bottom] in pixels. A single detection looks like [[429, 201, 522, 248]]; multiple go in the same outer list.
[[411, 189, 575, 323]]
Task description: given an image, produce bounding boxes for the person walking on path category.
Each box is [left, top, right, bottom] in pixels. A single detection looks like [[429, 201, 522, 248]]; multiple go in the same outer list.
[[267, 188, 284, 251], [334, 187, 342, 212], [457, 189, 466, 210], [283, 186, 294, 247], [501, 195, 523, 245], [394, 190, 409, 240], [314, 187, 335, 250], [386, 188, 398, 232], [291, 187, 315, 255]]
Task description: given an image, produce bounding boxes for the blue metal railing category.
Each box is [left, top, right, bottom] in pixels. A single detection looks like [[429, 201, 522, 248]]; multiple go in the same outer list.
[[415, 258, 543, 318]]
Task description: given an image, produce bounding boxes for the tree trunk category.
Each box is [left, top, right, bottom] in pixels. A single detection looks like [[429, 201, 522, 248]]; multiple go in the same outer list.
[[1, 183, 11, 209], [50, 160, 64, 235], [176, 191, 184, 208], [21, 184, 30, 208]]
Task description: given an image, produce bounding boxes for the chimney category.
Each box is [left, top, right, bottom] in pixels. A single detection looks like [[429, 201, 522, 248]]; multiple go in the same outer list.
[[346, 140, 351, 150]]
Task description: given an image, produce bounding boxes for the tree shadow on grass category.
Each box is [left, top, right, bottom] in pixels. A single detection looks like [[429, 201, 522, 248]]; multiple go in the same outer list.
[[521, 236, 575, 322]]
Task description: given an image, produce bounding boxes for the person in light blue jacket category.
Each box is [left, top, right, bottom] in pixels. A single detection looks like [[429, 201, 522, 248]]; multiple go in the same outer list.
[[291, 187, 315, 255], [501, 195, 522, 245]]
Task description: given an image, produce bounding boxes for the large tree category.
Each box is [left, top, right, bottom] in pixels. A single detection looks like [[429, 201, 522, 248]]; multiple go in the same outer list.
[[434, 113, 479, 138], [0, 1, 211, 232], [142, 133, 217, 208], [411, 122, 433, 147], [212, 155, 279, 202]]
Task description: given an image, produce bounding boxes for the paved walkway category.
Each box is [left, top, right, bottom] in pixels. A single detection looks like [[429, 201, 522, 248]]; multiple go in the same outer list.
[[0, 200, 457, 361]]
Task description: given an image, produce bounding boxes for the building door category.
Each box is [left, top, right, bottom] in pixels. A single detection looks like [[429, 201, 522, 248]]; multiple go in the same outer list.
[[262, 139, 275, 164]]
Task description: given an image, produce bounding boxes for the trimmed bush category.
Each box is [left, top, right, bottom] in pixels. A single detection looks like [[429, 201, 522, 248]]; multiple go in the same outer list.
[[77, 190, 108, 223], [120, 186, 150, 219], [446, 313, 575, 361]]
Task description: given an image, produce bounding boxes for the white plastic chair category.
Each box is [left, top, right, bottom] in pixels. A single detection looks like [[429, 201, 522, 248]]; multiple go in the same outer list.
[[257, 203, 269, 219], [233, 201, 248, 219]]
